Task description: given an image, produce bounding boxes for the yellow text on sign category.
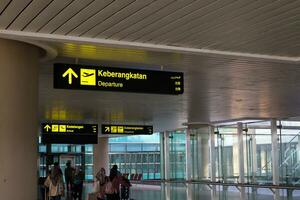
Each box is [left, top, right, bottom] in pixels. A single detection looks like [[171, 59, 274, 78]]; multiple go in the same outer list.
[[80, 69, 96, 86]]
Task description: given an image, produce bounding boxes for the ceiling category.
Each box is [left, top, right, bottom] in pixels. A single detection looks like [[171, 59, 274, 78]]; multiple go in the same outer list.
[[1, 1, 300, 131], [38, 43, 300, 131], [1, 0, 300, 58]]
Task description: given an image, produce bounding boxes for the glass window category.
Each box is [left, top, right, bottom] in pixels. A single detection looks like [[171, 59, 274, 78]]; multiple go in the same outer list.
[[127, 144, 142, 152], [39, 145, 46, 153], [85, 155, 93, 165], [85, 144, 93, 153], [142, 144, 158, 151], [108, 133, 161, 180], [110, 144, 126, 152], [136, 154, 142, 163], [148, 154, 154, 163]]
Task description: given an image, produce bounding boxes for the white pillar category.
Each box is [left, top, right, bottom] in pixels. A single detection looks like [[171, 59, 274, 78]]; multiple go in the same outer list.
[[186, 129, 192, 181], [271, 119, 279, 185], [271, 119, 280, 200], [186, 183, 192, 200], [93, 137, 109, 176], [200, 131, 210, 179], [0, 39, 40, 200], [209, 126, 217, 199], [160, 132, 165, 179], [298, 136, 300, 163], [237, 123, 245, 200], [250, 129, 257, 182], [209, 126, 216, 182], [163, 183, 171, 200], [164, 131, 170, 180], [237, 122, 245, 183], [197, 132, 202, 179]]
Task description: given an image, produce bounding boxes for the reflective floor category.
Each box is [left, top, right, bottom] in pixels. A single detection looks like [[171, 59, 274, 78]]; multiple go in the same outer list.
[[130, 183, 300, 200], [47, 183, 300, 200]]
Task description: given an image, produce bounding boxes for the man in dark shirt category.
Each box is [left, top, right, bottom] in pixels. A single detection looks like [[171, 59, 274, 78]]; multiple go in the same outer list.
[[72, 167, 84, 200], [64, 161, 75, 191]]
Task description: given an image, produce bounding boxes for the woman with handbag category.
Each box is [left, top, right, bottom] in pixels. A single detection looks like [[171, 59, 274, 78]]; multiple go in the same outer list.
[[95, 168, 109, 200], [106, 165, 122, 200], [44, 163, 65, 200]]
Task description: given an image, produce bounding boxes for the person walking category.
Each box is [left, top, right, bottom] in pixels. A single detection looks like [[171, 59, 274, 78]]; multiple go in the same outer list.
[[95, 168, 109, 200], [44, 162, 65, 200], [72, 166, 84, 200], [64, 161, 75, 192], [106, 165, 121, 200]]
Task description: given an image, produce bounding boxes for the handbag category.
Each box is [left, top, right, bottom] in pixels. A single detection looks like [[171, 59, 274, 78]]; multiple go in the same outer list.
[[105, 181, 115, 194], [93, 180, 100, 193]]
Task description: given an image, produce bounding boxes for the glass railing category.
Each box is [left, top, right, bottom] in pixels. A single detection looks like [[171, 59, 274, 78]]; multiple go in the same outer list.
[[128, 182, 300, 200], [279, 132, 300, 185]]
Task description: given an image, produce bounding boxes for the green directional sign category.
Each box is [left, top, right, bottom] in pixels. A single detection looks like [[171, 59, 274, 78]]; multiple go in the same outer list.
[[54, 63, 184, 95]]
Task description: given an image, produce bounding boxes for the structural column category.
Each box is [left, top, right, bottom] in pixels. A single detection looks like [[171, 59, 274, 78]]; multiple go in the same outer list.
[[237, 123, 245, 183], [185, 128, 192, 181], [271, 119, 280, 200], [249, 129, 257, 183], [94, 137, 109, 176], [160, 132, 165, 179], [298, 135, 300, 163], [271, 119, 279, 185], [209, 126, 217, 199], [163, 131, 170, 180], [199, 128, 210, 179], [0, 39, 40, 200], [237, 122, 245, 200], [209, 125, 216, 182]]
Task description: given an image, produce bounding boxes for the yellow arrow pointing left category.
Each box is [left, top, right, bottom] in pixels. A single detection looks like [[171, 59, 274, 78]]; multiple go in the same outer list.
[[62, 68, 78, 84], [44, 124, 51, 132]]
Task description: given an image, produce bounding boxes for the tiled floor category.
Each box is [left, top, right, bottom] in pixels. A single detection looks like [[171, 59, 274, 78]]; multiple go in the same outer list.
[[41, 183, 300, 200], [129, 184, 300, 200]]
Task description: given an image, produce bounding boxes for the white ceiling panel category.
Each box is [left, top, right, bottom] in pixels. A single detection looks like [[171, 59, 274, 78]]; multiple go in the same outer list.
[[38, 0, 94, 34], [23, 0, 73, 32], [7, 0, 53, 30], [121, 0, 216, 42], [133, 0, 236, 43], [97, 0, 175, 39], [0, 1, 300, 62], [160, 0, 269, 45], [108, 0, 194, 40], [151, 0, 254, 44], [211, 1, 300, 50], [0, 0, 11, 15], [84, 0, 155, 38], [182, 0, 293, 48], [53, 0, 114, 35], [68, 0, 135, 37], [0, 0, 31, 29]]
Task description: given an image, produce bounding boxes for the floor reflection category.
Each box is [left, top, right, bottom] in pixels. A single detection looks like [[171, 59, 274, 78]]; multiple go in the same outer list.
[[50, 182, 300, 200]]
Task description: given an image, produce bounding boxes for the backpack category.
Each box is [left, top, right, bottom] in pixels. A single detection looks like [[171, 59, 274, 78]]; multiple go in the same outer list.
[[105, 181, 115, 194]]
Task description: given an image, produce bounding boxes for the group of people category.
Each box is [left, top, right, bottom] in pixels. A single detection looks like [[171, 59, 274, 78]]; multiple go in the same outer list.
[[44, 161, 84, 200], [94, 165, 131, 200], [44, 163, 131, 200]]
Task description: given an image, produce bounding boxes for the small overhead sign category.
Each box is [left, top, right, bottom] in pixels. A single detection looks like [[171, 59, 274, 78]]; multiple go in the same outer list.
[[41, 123, 98, 144], [102, 124, 153, 135], [54, 63, 184, 95]]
